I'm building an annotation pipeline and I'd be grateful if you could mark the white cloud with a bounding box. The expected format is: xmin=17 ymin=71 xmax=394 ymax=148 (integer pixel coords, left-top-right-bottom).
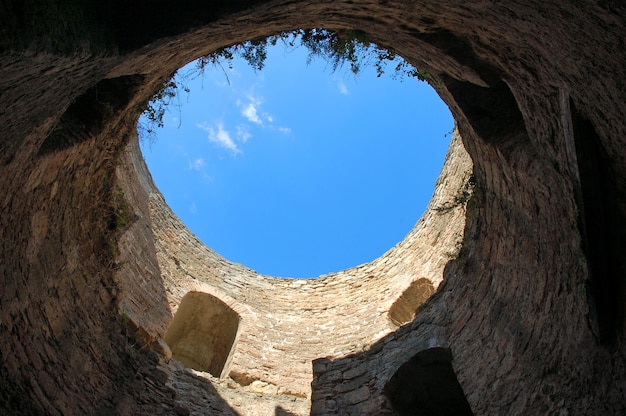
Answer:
xmin=197 ymin=121 xmax=240 ymax=154
xmin=236 ymin=125 xmax=252 ymax=142
xmin=238 ymin=93 xmax=287 ymax=133
xmin=338 ymin=80 xmax=349 ymax=95
xmin=188 ymin=158 xmax=206 ymax=171
xmin=189 ymin=202 xmax=197 ymax=214
xmin=242 ymin=102 xmax=262 ymax=124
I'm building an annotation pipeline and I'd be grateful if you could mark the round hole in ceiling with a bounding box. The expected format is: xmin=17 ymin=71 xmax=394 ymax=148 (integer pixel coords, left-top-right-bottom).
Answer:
xmin=139 ymin=30 xmax=453 ymax=278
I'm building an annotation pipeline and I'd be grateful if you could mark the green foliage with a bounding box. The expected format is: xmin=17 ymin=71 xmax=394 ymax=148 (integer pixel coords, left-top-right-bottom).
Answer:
xmin=434 ymin=173 xmax=476 ymax=214
xmin=143 ymin=80 xmax=186 ymax=131
xmin=297 ymin=29 xmax=426 ymax=80
xmin=445 ymin=233 xmax=465 ymax=259
xmin=108 ymin=185 xmax=136 ymax=234
xmin=139 ymin=28 xmax=427 ymax=141
xmin=203 ymin=29 xmax=427 ymax=80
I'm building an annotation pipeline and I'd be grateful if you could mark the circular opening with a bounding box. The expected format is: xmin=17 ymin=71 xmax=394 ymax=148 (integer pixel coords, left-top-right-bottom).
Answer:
xmin=139 ymin=31 xmax=453 ymax=278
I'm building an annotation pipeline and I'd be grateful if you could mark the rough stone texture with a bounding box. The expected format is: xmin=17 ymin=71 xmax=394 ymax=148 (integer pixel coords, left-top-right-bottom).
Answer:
xmin=384 ymin=347 xmax=474 ymax=416
xmin=1 ymin=1 xmax=625 ymax=415
xmin=164 ymin=292 xmax=240 ymax=377
xmin=388 ymin=278 xmax=436 ymax=326
xmin=116 ymin=128 xmax=469 ymax=413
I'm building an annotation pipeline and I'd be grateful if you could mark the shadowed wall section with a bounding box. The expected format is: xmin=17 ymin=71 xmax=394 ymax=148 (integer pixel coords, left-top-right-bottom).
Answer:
xmin=0 ymin=1 xmax=625 ymax=415
xmin=384 ymin=348 xmax=473 ymax=416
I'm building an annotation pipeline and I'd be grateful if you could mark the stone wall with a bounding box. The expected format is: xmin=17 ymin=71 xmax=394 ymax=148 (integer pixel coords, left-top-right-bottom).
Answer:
xmin=0 ymin=1 xmax=625 ymax=415
xmin=114 ymin=128 xmax=470 ymax=413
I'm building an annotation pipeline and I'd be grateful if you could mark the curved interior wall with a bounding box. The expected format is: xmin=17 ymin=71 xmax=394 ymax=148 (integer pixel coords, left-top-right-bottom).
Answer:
xmin=1 ymin=1 xmax=625 ymax=415
xmin=115 ymin=129 xmax=472 ymax=407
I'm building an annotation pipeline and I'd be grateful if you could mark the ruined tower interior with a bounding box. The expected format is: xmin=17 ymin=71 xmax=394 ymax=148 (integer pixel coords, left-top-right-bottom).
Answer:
xmin=1 ymin=1 xmax=625 ymax=415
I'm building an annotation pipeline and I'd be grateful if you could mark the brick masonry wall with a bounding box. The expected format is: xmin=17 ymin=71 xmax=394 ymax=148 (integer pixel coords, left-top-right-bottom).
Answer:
xmin=1 ymin=1 xmax=625 ymax=415
xmin=116 ymin=129 xmax=472 ymax=413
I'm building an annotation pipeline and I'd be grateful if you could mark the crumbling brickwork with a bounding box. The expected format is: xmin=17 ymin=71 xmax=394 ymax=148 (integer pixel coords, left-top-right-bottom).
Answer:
xmin=1 ymin=1 xmax=625 ymax=415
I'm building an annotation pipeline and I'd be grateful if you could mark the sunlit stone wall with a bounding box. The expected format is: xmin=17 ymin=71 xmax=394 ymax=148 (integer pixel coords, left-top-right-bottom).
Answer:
xmin=2 ymin=1 xmax=625 ymax=414
xmin=115 ymin=129 xmax=471 ymax=413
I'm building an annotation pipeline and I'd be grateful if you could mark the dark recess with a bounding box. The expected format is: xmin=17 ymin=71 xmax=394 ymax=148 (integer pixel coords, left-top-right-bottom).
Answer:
xmin=444 ymin=77 xmax=528 ymax=153
xmin=384 ymin=348 xmax=474 ymax=416
xmin=411 ymin=29 xmax=501 ymax=85
xmin=0 ymin=351 xmax=39 ymax=415
xmin=571 ymin=101 xmax=624 ymax=347
xmin=112 ymin=0 xmax=267 ymax=51
xmin=38 ymin=75 xmax=144 ymax=156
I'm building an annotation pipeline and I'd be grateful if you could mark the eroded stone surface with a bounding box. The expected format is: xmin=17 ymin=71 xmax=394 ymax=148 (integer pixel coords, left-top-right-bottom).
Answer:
xmin=164 ymin=292 xmax=240 ymax=377
xmin=388 ymin=278 xmax=437 ymax=326
xmin=1 ymin=1 xmax=625 ymax=415
xmin=117 ymin=129 xmax=471 ymax=410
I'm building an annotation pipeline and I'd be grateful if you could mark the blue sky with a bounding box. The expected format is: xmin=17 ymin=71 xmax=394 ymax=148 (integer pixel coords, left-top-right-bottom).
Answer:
xmin=139 ymin=39 xmax=453 ymax=278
